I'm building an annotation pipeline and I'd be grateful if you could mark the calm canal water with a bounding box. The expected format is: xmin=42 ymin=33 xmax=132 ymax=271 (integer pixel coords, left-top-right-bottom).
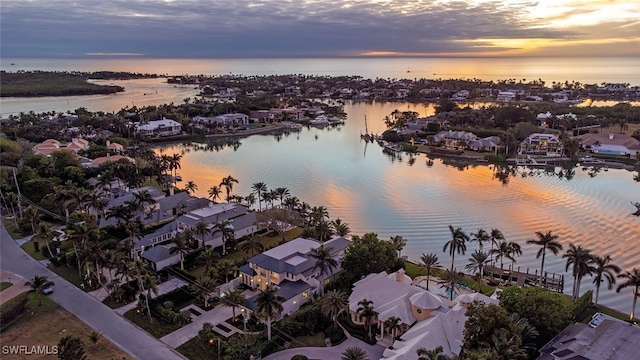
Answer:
xmin=157 ymin=101 xmax=640 ymax=316
xmin=1 ymin=66 xmax=639 ymax=315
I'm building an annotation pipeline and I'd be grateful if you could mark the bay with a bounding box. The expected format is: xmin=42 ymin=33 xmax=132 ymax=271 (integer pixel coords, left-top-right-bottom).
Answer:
xmin=156 ymin=100 xmax=640 ymax=316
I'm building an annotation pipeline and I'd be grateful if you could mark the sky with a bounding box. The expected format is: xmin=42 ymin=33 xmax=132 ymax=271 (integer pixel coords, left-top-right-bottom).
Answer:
xmin=1 ymin=0 xmax=639 ymax=58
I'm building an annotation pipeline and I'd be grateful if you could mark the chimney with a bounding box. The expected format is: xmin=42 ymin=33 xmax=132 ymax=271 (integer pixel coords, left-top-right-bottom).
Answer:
xmin=396 ymin=268 xmax=405 ymax=283
xmin=609 ymin=134 xmax=614 ymax=140
xmin=106 ymin=140 xmax=111 ymax=147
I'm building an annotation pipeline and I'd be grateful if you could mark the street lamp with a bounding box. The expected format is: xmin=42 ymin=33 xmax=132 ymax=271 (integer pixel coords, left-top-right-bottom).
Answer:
xmin=209 ymin=337 xmax=220 ymax=356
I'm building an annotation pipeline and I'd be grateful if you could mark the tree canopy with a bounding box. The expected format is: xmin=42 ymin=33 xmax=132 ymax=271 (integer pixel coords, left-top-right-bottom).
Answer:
xmin=340 ymin=232 xmax=404 ymax=284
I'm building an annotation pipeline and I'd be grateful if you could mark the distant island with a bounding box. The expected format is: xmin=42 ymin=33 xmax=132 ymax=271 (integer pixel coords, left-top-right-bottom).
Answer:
xmin=0 ymin=71 xmax=142 ymax=97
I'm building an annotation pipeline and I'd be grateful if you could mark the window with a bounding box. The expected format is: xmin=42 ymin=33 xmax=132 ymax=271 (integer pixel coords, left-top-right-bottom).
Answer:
xmin=416 ymin=308 xmax=422 ymax=314
xmin=302 ymin=291 xmax=308 ymax=299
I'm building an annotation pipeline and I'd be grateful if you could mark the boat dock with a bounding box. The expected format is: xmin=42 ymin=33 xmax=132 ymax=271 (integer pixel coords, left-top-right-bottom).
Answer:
xmin=484 ymin=265 xmax=564 ymax=292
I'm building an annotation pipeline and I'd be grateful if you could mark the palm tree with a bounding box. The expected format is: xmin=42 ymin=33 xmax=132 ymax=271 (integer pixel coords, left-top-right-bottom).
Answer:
xmin=240 ymin=235 xmax=264 ymax=257
xmin=563 ymin=244 xmax=595 ymax=301
xmin=417 ymin=346 xmax=450 ymax=360
xmin=309 ymin=245 xmax=338 ymax=295
xmin=591 ymin=255 xmax=621 ymax=306
xmin=341 ymin=346 xmax=368 ymax=360
xmin=384 ymin=316 xmax=402 ymax=340
xmin=216 ymin=259 xmax=238 ymax=283
xmin=198 ymin=246 xmax=219 ymax=268
xmin=465 ymin=250 xmax=489 ymax=291
xmin=471 ymin=228 xmax=491 ymax=252
xmin=131 ymin=259 xmax=153 ymax=320
xmin=194 ymin=221 xmax=212 ymax=248
xmin=331 ymin=218 xmax=351 ymax=237
xmin=133 ymin=189 xmax=156 ymax=216
xmin=38 ymin=224 xmax=55 ymax=259
xmin=184 ymin=180 xmax=198 ymax=195
xmin=438 ymin=269 xmax=464 ymax=301
xmin=23 ymin=206 xmax=40 ymax=235
xmin=170 ymin=232 xmax=191 ymax=271
xmin=220 ymin=288 xmax=246 ymax=321
xmin=25 ymin=275 xmax=54 ymax=306
xmin=321 ymin=289 xmax=348 ymax=329
xmin=443 ymin=225 xmax=469 ymax=272
xmin=124 ymin=221 xmax=143 ymax=254
xmin=491 ymin=241 xmax=515 ymax=270
xmin=273 ymin=187 xmax=290 ymax=207
xmin=356 ymin=298 xmax=376 ymax=340
xmin=170 ymin=153 xmax=182 ymax=180
xmin=616 ymin=268 xmax=640 ymax=320
xmin=507 ymin=241 xmax=523 ymax=270
xmin=527 ymin=231 xmax=564 ymax=286
xmin=208 ymin=185 xmax=222 ymax=203
xmin=419 ymin=253 xmax=441 ymax=291
xmin=390 ymin=235 xmax=407 ymax=258
xmin=216 ymin=219 xmax=235 ymax=255
xmin=256 ymin=285 xmax=284 ymax=340
xmin=488 ymin=228 xmax=505 ymax=268
xmin=191 ymin=275 xmax=217 ymax=308
xmin=220 ymin=175 xmax=239 ymax=202
xmin=251 ymin=182 xmax=268 ymax=211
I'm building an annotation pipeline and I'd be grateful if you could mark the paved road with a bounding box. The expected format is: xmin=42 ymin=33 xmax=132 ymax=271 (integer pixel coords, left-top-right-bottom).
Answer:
xmin=0 ymin=223 xmax=185 ymax=360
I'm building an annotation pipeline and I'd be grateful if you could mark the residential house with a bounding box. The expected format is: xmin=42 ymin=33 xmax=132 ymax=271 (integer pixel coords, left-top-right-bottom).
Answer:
xmin=83 ymin=154 xmax=135 ymax=168
xmin=451 ymin=90 xmax=469 ymax=101
xmin=241 ymin=236 xmax=351 ymax=317
xmin=496 ymin=91 xmax=516 ymax=102
xmin=578 ymin=132 xmax=640 ymax=158
xmin=135 ymin=118 xmax=182 ymax=137
xmin=32 ymin=138 xmax=89 ymax=156
xmin=176 ymin=202 xmax=258 ymax=248
xmin=519 ymin=133 xmax=564 ymax=157
xmin=193 ymin=113 xmax=249 ymax=127
xmin=433 ymin=130 xmax=477 ymax=149
xmin=468 ymin=136 xmax=500 ymax=152
xmin=106 ymin=140 xmax=124 ymax=153
xmin=537 ymin=314 xmax=640 ymax=360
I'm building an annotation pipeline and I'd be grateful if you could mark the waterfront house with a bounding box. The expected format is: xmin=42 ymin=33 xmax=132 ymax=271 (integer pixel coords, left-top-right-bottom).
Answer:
xmin=433 ymin=130 xmax=477 ymax=149
xmin=176 ymin=202 xmax=258 ymax=248
xmin=241 ymin=236 xmax=351 ymax=317
xmin=32 ymin=138 xmax=89 ymax=156
xmin=135 ymin=118 xmax=182 ymax=137
xmin=496 ymin=91 xmax=516 ymax=102
xmin=578 ymin=132 xmax=640 ymax=158
xmin=193 ymin=113 xmax=249 ymax=127
xmin=519 ymin=133 xmax=564 ymax=157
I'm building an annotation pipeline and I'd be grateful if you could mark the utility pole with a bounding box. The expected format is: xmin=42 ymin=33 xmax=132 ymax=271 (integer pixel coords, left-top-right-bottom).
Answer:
xmin=12 ymin=168 xmax=23 ymax=219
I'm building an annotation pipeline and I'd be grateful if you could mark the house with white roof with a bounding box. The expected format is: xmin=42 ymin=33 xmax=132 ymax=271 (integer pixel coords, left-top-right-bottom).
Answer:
xmin=519 ymin=133 xmax=564 ymax=157
xmin=496 ymin=91 xmax=516 ymax=102
xmin=176 ymin=202 xmax=258 ymax=248
xmin=241 ymin=236 xmax=351 ymax=317
xmin=135 ymin=118 xmax=182 ymax=137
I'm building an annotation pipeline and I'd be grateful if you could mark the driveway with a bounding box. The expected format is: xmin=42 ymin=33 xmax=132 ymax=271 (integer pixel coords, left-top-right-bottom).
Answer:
xmin=0 ymin=222 xmax=186 ymax=360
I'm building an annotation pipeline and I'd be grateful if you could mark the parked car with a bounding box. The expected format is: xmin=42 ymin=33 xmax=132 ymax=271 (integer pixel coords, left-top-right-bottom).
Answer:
xmin=42 ymin=286 xmax=53 ymax=295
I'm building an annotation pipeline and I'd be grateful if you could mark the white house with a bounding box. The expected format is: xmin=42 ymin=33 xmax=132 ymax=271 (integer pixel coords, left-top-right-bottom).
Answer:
xmin=135 ymin=118 xmax=182 ymax=136
xmin=241 ymin=236 xmax=351 ymax=317
xmin=496 ymin=91 xmax=516 ymax=102
xmin=519 ymin=133 xmax=564 ymax=157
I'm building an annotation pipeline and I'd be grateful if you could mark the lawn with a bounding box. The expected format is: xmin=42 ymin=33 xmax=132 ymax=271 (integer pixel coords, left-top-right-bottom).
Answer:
xmin=403 ymin=260 xmax=495 ymax=296
xmin=123 ymin=308 xmax=182 ymax=338
xmin=0 ymin=292 xmax=130 ymax=360
xmin=20 ymin=240 xmax=47 ymax=260
xmin=290 ymin=332 xmax=326 ymax=348
xmin=47 ymin=264 xmax=84 ymax=289
xmin=0 ymin=282 xmax=13 ymax=291
xmin=1 ymin=217 xmax=24 ymax=240
xmin=576 ymin=304 xmax=632 ymax=324
xmin=176 ymin=337 xmax=222 ymax=360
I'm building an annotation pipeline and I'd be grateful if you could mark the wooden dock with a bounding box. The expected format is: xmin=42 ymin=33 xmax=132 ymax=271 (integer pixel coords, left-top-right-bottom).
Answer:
xmin=484 ymin=265 xmax=564 ymax=293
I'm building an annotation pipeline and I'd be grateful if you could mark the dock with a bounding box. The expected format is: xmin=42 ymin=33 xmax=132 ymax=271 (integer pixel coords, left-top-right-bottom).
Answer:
xmin=484 ymin=264 xmax=564 ymax=293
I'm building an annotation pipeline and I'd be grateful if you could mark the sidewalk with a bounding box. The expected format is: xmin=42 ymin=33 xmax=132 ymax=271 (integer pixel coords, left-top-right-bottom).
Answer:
xmin=0 ymin=270 xmax=30 ymax=305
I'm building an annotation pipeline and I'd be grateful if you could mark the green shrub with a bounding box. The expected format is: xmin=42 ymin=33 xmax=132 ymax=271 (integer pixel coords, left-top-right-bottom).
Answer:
xmin=291 ymin=355 xmax=309 ymax=360
xmin=574 ymin=290 xmax=593 ymax=320
xmin=0 ymin=294 xmax=29 ymax=328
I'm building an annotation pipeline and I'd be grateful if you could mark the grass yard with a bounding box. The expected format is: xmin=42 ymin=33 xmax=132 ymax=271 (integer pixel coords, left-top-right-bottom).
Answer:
xmin=47 ymin=264 xmax=84 ymax=289
xmin=576 ymin=304 xmax=633 ymax=324
xmin=176 ymin=337 xmax=222 ymax=360
xmin=20 ymin=240 xmax=47 ymax=260
xmin=290 ymin=332 xmax=326 ymax=348
xmin=0 ymin=292 xmax=129 ymax=360
xmin=403 ymin=260 xmax=496 ymax=296
xmin=1 ymin=218 xmax=24 ymax=240
xmin=123 ymin=308 xmax=182 ymax=338
xmin=0 ymin=282 xmax=13 ymax=292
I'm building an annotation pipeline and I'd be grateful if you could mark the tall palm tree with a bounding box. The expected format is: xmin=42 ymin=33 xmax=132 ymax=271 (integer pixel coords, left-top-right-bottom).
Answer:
xmin=273 ymin=187 xmax=290 ymax=207
xmin=194 ymin=221 xmax=211 ymax=248
xmin=616 ymin=268 xmax=640 ymax=320
xmin=170 ymin=232 xmax=191 ymax=271
xmin=527 ymin=231 xmax=563 ymax=286
xmin=507 ymin=241 xmax=523 ymax=270
xmin=331 ymin=218 xmax=351 ymax=237
xmin=471 ymin=228 xmax=491 ymax=252
xmin=190 ymin=275 xmax=217 ymax=308
xmin=216 ymin=219 xmax=235 ymax=255
xmin=23 ymin=206 xmax=40 ymax=235
xmin=591 ymin=255 xmax=621 ymax=306
xmin=133 ymin=189 xmax=156 ymax=217
xmin=356 ymin=298 xmax=376 ymax=340
xmin=256 ymin=285 xmax=284 ymax=340
xmin=220 ymin=175 xmax=239 ymax=202
xmin=419 ymin=253 xmax=441 ymax=291
xmin=220 ymin=288 xmax=246 ymax=321
xmin=438 ymin=269 xmax=464 ymax=301
xmin=25 ymin=275 xmax=54 ymax=306
xmin=124 ymin=221 xmax=143 ymax=254
xmin=443 ymin=225 xmax=469 ymax=272
xmin=240 ymin=235 xmax=264 ymax=257
xmin=321 ymin=289 xmax=348 ymax=329
xmin=491 ymin=241 xmax=515 ymax=270
xmin=131 ymin=259 xmax=153 ymax=320
xmin=310 ymin=245 xmax=338 ymax=295
xmin=38 ymin=224 xmax=55 ymax=259
xmin=197 ymin=246 xmax=219 ymax=268
xmin=170 ymin=153 xmax=182 ymax=180
xmin=390 ymin=235 xmax=407 ymax=258
xmin=384 ymin=316 xmax=402 ymax=340
xmin=417 ymin=346 xmax=450 ymax=360
xmin=251 ymin=182 xmax=268 ymax=211
xmin=465 ymin=250 xmax=489 ymax=291
xmin=208 ymin=185 xmax=222 ymax=203
xmin=216 ymin=259 xmax=238 ymax=283
xmin=184 ymin=180 xmax=198 ymax=195
xmin=309 ymin=206 xmax=329 ymax=227
xmin=563 ymin=244 xmax=595 ymax=301
xmin=341 ymin=346 xmax=368 ymax=360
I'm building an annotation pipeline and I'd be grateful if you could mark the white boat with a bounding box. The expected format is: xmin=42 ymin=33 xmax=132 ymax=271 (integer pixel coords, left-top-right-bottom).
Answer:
xmin=328 ymin=116 xmax=343 ymax=124
xmin=383 ymin=141 xmax=403 ymax=153
xmin=310 ymin=115 xmax=329 ymax=125
xmin=175 ymin=174 xmax=182 ymax=181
